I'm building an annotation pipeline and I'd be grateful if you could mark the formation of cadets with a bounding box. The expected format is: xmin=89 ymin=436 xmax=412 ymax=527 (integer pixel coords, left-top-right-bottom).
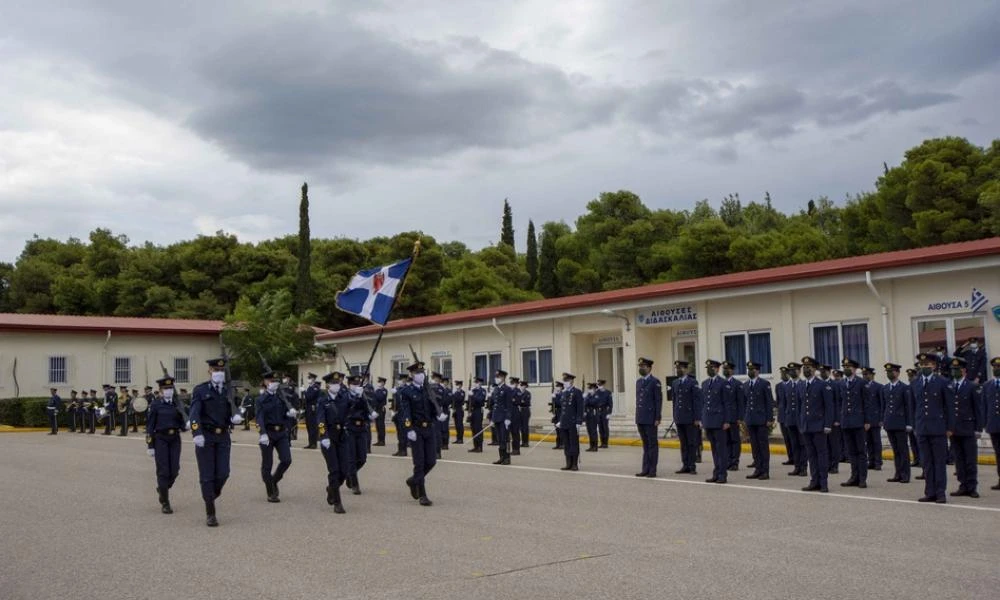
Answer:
xmin=41 ymin=339 xmax=1000 ymax=524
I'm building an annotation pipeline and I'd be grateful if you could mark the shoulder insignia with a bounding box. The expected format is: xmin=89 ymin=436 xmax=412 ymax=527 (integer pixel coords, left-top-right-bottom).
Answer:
xmin=404 ymin=419 xmax=411 ymax=427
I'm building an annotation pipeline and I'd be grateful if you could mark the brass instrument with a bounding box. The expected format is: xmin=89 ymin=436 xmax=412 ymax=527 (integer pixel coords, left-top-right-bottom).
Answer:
xmin=117 ymin=393 xmax=130 ymax=414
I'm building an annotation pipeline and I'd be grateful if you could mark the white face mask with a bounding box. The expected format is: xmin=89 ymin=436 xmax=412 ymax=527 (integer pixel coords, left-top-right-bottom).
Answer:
xmin=267 ymin=382 xmax=279 ymax=393
xmin=162 ymin=389 xmax=174 ymax=400
xmin=350 ymin=385 xmax=363 ymax=395
xmin=412 ymin=373 xmax=426 ymax=386
xmin=329 ymin=384 xmax=341 ymax=394
xmin=494 ymin=377 xmax=503 ymax=385
xmin=970 ymin=343 xmax=978 ymax=350
xmin=211 ymin=371 xmax=225 ymax=384
xmin=308 ymin=378 xmax=317 ymax=384
xmin=376 ymin=383 xmax=385 ymax=389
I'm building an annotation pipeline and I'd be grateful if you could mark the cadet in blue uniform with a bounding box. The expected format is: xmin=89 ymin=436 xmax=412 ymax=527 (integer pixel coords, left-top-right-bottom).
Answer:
xmin=517 ymin=379 xmax=532 ymax=448
xmin=146 ymin=374 xmax=186 ymax=514
xmin=584 ymin=383 xmax=601 ymax=452
xmin=302 ymin=372 xmax=321 ymax=449
xmin=721 ymin=361 xmax=744 ymax=471
xmin=390 ymin=375 xmax=409 ymax=457
xmin=66 ymin=390 xmax=78 ymax=433
xmin=822 ymin=366 xmax=843 ymax=473
xmin=838 ymin=358 xmax=872 ymax=488
xmin=701 ymin=360 xmax=736 ymax=484
xmin=372 ymin=377 xmax=389 ymax=446
xmin=798 ymin=357 xmax=834 ymax=492
xmin=490 ymin=370 xmax=514 ymax=465
xmin=956 ymin=337 xmax=987 ymax=384
xmin=508 ymin=377 xmax=522 ymax=456
xmin=596 ymin=380 xmax=612 ymax=448
xmin=346 ymin=375 xmax=376 ymax=495
xmin=318 ymin=372 xmax=350 ymax=514
xmin=670 ymin=361 xmax=702 ymax=475
xmin=775 ymin=367 xmax=795 ymax=466
xmin=451 ymin=380 xmax=465 ymax=444
xmin=880 ymin=363 xmax=913 ymax=484
xmin=945 ymin=357 xmax=984 ymax=498
xmin=398 ymin=361 xmax=448 ymax=506
xmin=189 ymin=357 xmax=243 ymax=527
xmin=743 ymin=361 xmax=773 ymax=480
xmin=432 ymin=373 xmax=450 ymax=453
xmin=635 ymin=358 xmax=663 ymax=478
xmin=46 ymin=387 xmax=62 ymax=435
xmin=905 ymin=367 xmax=921 ymax=468
xmin=256 ymin=369 xmax=295 ymax=503
xmin=784 ymin=363 xmax=808 ymax=476
xmin=913 ymin=353 xmax=954 ymax=503
xmin=467 ymin=378 xmax=486 ymax=453
xmin=550 ymin=382 xmax=564 ymax=450
xmin=556 ymin=372 xmax=584 ymax=471
xmin=862 ymin=367 xmax=884 ymax=470
xmin=984 ymin=357 xmax=1000 ymax=491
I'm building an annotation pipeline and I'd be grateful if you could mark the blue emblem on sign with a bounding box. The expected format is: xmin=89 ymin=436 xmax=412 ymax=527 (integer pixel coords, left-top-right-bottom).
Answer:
xmin=993 ymin=305 xmax=1000 ymax=323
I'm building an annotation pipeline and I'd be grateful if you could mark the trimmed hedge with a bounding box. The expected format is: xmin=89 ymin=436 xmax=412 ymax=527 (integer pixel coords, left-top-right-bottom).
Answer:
xmin=0 ymin=397 xmax=76 ymax=427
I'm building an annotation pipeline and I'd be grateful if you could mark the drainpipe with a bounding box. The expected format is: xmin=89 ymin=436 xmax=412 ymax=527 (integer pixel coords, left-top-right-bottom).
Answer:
xmin=865 ymin=272 xmax=890 ymax=362
xmin=103 ymin=330 xmax=112 ymax=384
xmin=491 ymin=318 xmax=511 ymax=370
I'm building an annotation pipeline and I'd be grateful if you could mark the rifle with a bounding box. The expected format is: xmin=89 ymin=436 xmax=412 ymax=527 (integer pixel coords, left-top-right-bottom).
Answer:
xmin=408 ymin=343 xmax=442 ymax=415
xmin=160 ymin=360 xmax=190 ymax=424
xmin=219 ymin=339 xmax=242 ymax=419
xmin=258 ymin=351 xmax=296 ymax=413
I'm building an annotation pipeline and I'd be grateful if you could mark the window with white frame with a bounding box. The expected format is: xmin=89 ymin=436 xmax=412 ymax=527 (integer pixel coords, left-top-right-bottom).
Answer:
xmin=914 ymin=315 xmax=986 ymax=357
xmin=474 ymin=352 xmax=503 ymax=383
xmin=812 ymin=322 xmax=869 ymax=368
xmin=390 ymin=359 xmax=408 ymax=382
xmin=113 ymin=357 xmax=132 ymax=385
xmin=722 ymin=331 xmax=772 ymax=376
xmin=173 ymin=357 xmax=190 ymax=383
xmin=48 ymin=356 xmax=68 ymax=384
xmin=520 ymin=348 xmax=553 ymax=384
xmin=431 ymin=355 xmax=453 ymax=380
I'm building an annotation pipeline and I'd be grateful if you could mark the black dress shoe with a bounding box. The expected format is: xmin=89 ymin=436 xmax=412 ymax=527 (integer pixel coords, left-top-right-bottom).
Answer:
xmin=910 ymin=461 xmax=921 ymax=467
xmin=857 ymin=482 xmax=867 ymax=489
xmin=705 ymin=477 xmax=718 ymax=483
xmin=406 ymin=477 xmax=418 ymax=499
xmin=935 ymin=497 xmax=947 ymax=504
xmin=802 ymin=485 xmax=820 ymax=491
xmin=728 ymin=465 xmax=739 ymax=471
xmin=645 ymin=473 xmax=656 ymax=478
xmin=949 ymin=489 xmax=969 ymax=497
xmin=510 ymin=450 xmax=520 ymax=456
xmin=915 ymin=474 xmax=925 ymax=480
xmin=917 ymin=495 xmax=935 ymax=502
xmin=887 ymin=477 xmax=901 ymax=482
xmin=585 ymin=448 xmax=597 ymax=452
xmin=500 ymin=457 xmax=511 ymax=465
xmin=968 ymin=491 xmax=980 ymax=498
xmin=675 ymin=468 xmax=689 ymax=474
xmin=599 ymin=444 xmax=609 ymax=448
xmin=819 ymin=487 xmax=829 ymax=493
xmin=781 ymin=460 xmax=795 ymax=465
xmin=841 ymin=480 xmax=858 ymax=487
xmin=899 ymin=479 xmax=910 ymax=484
xmin=747 ymin=463 xmax=756 ymax=469
xmin=746 ymin=473 xmax=759 ymax=479
xmin=871 ymin=465 xmax=882 ymax=471
xmin=715 ymin=478 xmax=727 ymax=484
xmin=991 ymin=483 xmax=1000 ymax=490
xmin=788 ymin=470 xmax=801 ymax=476
xmin=756 ymin=474 xmax=769 ymax=480
xmin=635 ymin=472 xmax=649 ymax=477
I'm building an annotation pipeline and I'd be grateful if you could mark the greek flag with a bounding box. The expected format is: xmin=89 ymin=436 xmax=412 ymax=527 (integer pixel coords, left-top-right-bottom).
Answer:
xmin=971 ymin=287 xmax=988 ymax=313
xmin=335 ymin=258 xmax=413 ymax=325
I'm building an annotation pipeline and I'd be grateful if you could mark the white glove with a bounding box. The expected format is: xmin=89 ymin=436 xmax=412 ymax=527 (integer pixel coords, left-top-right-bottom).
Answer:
xmin=823 ymin=427 xmax=832 ymax=434
xmin=557 ymin=422 xmax=563 ymax=428
xmin=407 ymin=430 xmax=417 ymax=442
xmin=286 ymin=409 xmax=298 ymax=418
xmin=390 ymin=387 xmax=397 ymax=395
xmin=370 ymin=411 xmax=378 ymax=420
xmin=259 ymin=434 xmax=270 ymax=446
xmin=504 ymin=419 xmax=511 ymax=428
xmin=576 ymin=424 xmax=583 ymax=432
xmin=389 ymin=410 xmax=396 ymax=419
xmin=185 ymin=420 xmax=191 ymax=430
xmin=147 ymin=448 xmax=155 ymax=457
xmin=193 ymin=435 xmax=205 ymax=448
xmin=99 ymin=408 xmax=107 ymax=418
xmin=240 ymin=406 xmax=247 ymax=415
xmin=321 ymin=438 xmax=331 ymax=449
xmin=905 ymin=426 xmax=913 ymax=432
xmin=437 ymin=413 xmax=448 ymax=422
xmin=230 ymin=414 xmax=244 ymax=425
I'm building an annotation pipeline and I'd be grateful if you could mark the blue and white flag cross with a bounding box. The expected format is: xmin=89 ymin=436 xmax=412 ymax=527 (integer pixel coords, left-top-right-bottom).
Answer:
xmin=971 ymin=287 xmax=988 ymax=313
xmin=335 ymin=258 xmax=413 ymax=325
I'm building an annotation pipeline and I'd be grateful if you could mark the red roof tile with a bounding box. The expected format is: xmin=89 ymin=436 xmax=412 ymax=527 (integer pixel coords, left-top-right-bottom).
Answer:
xmin=317 ymin=237 xmax=1000 ymax=341
xmin=0 ymin=314 xmax=224 ymax=335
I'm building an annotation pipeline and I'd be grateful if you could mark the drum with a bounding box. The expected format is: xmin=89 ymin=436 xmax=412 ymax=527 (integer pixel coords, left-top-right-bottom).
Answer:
xmin=132 ymin=396 xmax=149 ymax=413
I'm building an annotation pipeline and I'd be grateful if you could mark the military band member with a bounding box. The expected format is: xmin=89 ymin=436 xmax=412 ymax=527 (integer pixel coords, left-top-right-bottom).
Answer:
xmin=467 ymin=377 xmax=486 ymax=453
xmin=913 ymin=353 xmax=953 ymax=503
xmin=101 ymin=384 xmax=116 ymax=435
xmin=508 ymin=377 xmax=521 ymax=456
xmin=390 ymin=375 xmax=409 ymax=457
xmin=798 ymin=357 xmax=834 ymax=492
xmin=398 ymin=361 xmax=448 ymax=506
xmin=451 ymin=380 xmax=466 ymax=444
xmin=189 ymin=357 xmax=244 ymax=527
xmin=743 ymin=361 xmax=773 ymax=479
xmin=87 ymin=389 xmax=99 ymax=433
xmin=116 ymin=386 xmax=131 ymax=437
xmin=517 ymin=379 xmax=532 ymax=448
xmin=905 ymin=367 xmax=921 ymax=467
xmin=701 ymin=360 xmax=735 ymax=484
xmin=556 ymin=372 xmax=584 ymax=471
xmin=720 ymin=361 xmax=744 ymax=471
xmin=346 ymin=375 xmax=376 ymax=495
xmin=130 ymin=387 xmax=142 ymax=432
xmin=670 ymin=361 xmax=702 ymax=475
xmin=584 ymin=382 xmax=600 ymax=452
xmin=550 ymin=382 xmax=564 ymax=450
xmin=372 ymin=376 xmax=389 ymax=447
xmin=985 ymin=357 xmax=1000 ymax=491
xmin=301 ymin=373 xmax=321 ymax=448
xmin=67 ymin=390 xmax=79 ymax=432
xmin=239 ymin=387 xmax=255 ymax=431
xmin=881 ymin=363 xmax=913 ymax=483
xmin=46 ymin=387 xmax=62 ymax=435
xmin=838 ymin=358 xmax=872 ymax=488
xmin=596 ymin=379 xmax=612 ymax=448
xmin=78 ymin=390 xmax=90 ymax=434
xmin=635 ymin=358 xmax=663 ymax=478
xmin=319 ymin=372 xmax=350 ymax=513
xmin=945 ymin=357 xmax=984 ymax=499
xmin=862 ymin=367 xmax=884 ymax=470
xmin=490 ymin=370 xmax=514 ymax=465
xmin=146 ymin=374 xmax=186 ymax=514
xmin=256 ymin=369 xmax=295 ymax=503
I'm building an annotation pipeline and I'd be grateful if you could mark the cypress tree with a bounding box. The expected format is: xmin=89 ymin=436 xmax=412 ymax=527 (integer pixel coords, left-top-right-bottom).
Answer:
xmin=525 ymin=220 xmax=538 ymax=290
xmin=500 ymin=198 xmax=515 ymax=250
xmin=294 ymin=182 xmax=313 ymax=314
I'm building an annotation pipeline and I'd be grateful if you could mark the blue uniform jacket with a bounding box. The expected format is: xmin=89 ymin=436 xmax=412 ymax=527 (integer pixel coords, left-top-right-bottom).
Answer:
xmin=346 ymin=392 xmax=370 ymax=431
xmin=635 ymin=375 xmax=663 ymax=425
xmin=451 ymin=389 xmax=466 ymax=413
xmin=468 ymin=387 xmax=486 ymax=412
xmin=372 ymin=388 xmax=388 ymax=410
xmin=912 ymin=375 xmax=954 ymax=436
xmin=519 ymin=389 xmax=532 ymax=408
xmin=189 ymin=381 xmax=232 ymax=436
xmin=670 ymin=376 xmax=701 ymax=425
xmin=742 ymin=377 xmax=774 ymax=426
xmin=864 ymin=381 xmax=884 ymax=425
xmin=701 ymin=376 xmax=735 ymax=429
xmin=490 ymin=385 xmax=513 ymax=422
xmin=880 ymin=381 xmax=913 ymax=431
xmin=145 ymin=398 xmax=185 ymax=446
xmin=433 ymin=383 xmax=450 ymax=412
xmin=398 ymin=383 xmax=436 ymax=429
xmin=958 ymin=346 xmax=988 ymax=382
xmin=838 ymin=377 xmax=869 ymax=429
xmin=595 ymin=389 xmax=613 ymax=415
xmin=255 ymin=392 xmax=288 ymax=431
xmin=318 ymin=388 xmax=350 ymax=441
xmin=775 ymin=380 xmax=790 ymax=424
xmin=47 ymin=394 xmax=63 ymax=411
xmin=945 ymin=380 xmax=985 ymax=436
xmin=558 ymin=386 xmax=584 ymax=427
xmin=584 ymin=391 xmax=601 ymax=416
xmin=727 ymin=377 xmax=745 ymax=424
xmin=797 ymin=378 xmax=835 ymax=433
xmin=983 ymin=379 xmax=1000 ymax=434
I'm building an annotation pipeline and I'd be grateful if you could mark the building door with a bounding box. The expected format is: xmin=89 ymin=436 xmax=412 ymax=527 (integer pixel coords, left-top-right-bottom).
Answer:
xmin=595 ymin=345 xmax=626 ymax=415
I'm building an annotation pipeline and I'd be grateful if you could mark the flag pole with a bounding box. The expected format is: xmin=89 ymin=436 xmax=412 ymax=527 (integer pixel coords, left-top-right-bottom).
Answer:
xmin=361 ymin=240 xmax=421 ymax=382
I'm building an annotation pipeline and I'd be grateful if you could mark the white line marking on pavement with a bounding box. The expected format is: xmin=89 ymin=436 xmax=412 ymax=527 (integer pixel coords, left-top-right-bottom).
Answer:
xmin=108 ymin=435 xmax=1000 ymax=514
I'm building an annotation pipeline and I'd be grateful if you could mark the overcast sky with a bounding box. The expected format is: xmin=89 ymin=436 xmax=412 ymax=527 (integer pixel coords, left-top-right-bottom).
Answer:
xmin=2 ymin=1 xmax=998 ymax=263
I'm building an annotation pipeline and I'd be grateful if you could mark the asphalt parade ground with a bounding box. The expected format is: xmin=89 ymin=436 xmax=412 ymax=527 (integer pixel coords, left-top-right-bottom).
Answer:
xmin=2 ymin=430 xmax=998 ymax=600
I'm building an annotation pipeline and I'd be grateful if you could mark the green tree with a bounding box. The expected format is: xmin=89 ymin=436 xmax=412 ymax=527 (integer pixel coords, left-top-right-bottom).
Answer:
xmin=500 ymin=198 xmax=515 ymax=249
xmin=537 ymin=221 xmax=571 ymax=298
xmin=719 ymin=193 xmax=743 ymax=228
xmin=525 ymin=220 xmax=538 ymax=290
xmin=222 ymin=289 xmax=318 ymax=384
xmin=294 ymin=182 xmax=314 ymax=315
xmin=667 ymin=219 xmax=735 ymax=279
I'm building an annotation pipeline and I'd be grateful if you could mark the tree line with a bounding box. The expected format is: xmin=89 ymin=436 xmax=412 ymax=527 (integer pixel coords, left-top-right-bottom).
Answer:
xmin=1 ymin=136 xmax=997 ymax=334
